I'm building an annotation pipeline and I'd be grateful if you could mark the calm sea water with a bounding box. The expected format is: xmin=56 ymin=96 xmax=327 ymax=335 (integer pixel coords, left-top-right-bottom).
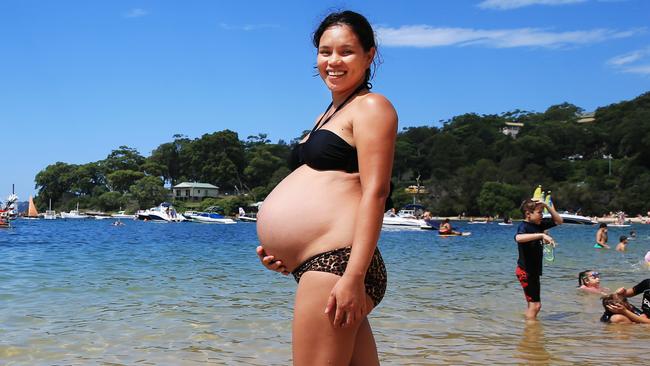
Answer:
xmin=1 ymin=219 xmax=650 ymax=365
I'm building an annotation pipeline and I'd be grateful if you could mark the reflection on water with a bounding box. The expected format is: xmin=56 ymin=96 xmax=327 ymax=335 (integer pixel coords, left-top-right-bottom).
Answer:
xmin=516 ymin=321 xmax=550 ymax=364
xmin=1 ymin=220 xmax=650 ymax=364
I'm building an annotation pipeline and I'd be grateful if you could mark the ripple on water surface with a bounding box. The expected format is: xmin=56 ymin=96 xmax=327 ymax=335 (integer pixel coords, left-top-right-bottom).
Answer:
xmin=1 ymin=220 xmax=650 ymax=364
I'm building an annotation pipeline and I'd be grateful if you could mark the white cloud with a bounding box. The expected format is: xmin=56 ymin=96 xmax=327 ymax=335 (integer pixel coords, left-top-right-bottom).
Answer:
xmin=621 ymin=65 xmax=650 ymax=74
xmin=607 ymin=47 xmax=650 ymax=75
xmin=219 ymin=23 xmax=280 ymax=31
xmin=478 ymin=0 xmax=587 ymax=10
xmin=123 ymin=8 xmax=148 ymax=18
xmin=607 ymin=49 xmax=648 ymax=66
xmin=376 ymin=25 xmax=642 ymax=49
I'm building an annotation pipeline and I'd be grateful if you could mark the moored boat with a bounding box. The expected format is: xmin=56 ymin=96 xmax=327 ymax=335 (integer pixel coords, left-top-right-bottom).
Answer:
xmin=23 ymin=195 xmax=39 ymax=219
xmin=111 ymin=210 xmax=136 ymax=219
xmin=184 ymin=206 xmax=235 ymax=224
xmin=383 ymin=206 xmax=426 ymax=227
xmin=44 ymin=199 xmax=56 ymax=220
xmin=137 ymin=202 xmax=185 ymax=222
xmin=61 ymin=203 xmax=89 ymax=219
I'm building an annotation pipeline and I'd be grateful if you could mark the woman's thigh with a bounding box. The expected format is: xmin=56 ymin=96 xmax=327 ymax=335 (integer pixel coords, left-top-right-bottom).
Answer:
xmin=292 ymin=271 xmax=376 ymax=366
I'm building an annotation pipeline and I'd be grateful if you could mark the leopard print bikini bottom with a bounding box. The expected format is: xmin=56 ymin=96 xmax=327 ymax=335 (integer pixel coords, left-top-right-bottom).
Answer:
xmin=291 ymin=246 xmax=387 ymax=307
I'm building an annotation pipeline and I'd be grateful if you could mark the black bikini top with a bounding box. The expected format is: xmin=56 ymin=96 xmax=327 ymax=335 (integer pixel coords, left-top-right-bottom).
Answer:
xmin=289 ymin=84 xmax=365 ymax=173
xmin=288 ymin=84 xmax=394 ymax=210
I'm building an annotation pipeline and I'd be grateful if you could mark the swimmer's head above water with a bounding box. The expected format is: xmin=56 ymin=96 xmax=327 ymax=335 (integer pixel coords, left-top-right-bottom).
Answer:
xmin=579 ymin=270 xmax=600 ymax=287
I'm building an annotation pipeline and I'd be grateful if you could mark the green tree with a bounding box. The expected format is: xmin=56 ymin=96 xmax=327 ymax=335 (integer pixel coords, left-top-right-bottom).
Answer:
xmin=478 ymin=182 xmax=523 ymax=217
xmin=97 ymin=191 xmax=127 ymax=211
xmin=107 ymin=170 xmax=145 ymax=193
xmin=34 ymin=162 xmax=78 ymax=206
xmin=129 ymin=176 xmax=168 ymax=209
xmin=102 ymin=146 xmax=145 ymax=172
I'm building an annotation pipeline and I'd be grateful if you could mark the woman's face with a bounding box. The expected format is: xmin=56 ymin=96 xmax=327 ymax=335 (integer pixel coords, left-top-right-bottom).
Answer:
xmin=317 ymin=25 xmax=375 ymax=94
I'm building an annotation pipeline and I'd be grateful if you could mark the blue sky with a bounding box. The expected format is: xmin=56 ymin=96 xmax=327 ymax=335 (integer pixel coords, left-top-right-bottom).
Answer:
xmin=1 ymin=0 xmax=649 ymax=201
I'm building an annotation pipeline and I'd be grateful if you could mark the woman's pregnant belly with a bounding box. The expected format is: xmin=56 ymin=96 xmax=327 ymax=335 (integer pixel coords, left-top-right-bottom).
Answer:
xmin=257 ymin=165 xmax=361 ymax=271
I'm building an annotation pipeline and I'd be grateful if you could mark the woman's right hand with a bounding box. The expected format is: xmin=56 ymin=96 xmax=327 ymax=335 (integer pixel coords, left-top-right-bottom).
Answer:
xmin=606 ymin=303 xmax=627 ymax=314
xmin=256 ymin=246 xmax=289 ymax=275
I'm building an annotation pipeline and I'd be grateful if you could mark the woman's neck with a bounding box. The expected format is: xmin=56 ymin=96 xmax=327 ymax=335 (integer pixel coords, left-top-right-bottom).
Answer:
xmin=331 ymin=83 xmax=366 ymax=107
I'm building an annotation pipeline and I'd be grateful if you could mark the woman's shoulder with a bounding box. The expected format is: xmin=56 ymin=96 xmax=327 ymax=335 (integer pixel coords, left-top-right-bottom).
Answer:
xmin=358 ymin=92 xmax=394 ymax=110
xmin=354 ymin=92 xmax=397 ymax=126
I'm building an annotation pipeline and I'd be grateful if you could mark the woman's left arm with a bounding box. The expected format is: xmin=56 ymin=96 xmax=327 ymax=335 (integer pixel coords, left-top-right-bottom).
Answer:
xmin=325 ymin=94 xmax=397 ymax=328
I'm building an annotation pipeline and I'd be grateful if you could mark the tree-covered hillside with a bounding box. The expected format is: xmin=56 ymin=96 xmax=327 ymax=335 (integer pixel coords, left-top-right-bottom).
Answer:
xmin=34 ymin=91 xmax=650 ymax=217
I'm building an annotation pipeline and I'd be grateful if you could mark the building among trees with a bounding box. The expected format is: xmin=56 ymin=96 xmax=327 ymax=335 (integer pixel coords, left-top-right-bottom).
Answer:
xmin=173 ymin=182 xmax=219 ymax=201
xmin=502 ymin=121 xmax=524 ymax=138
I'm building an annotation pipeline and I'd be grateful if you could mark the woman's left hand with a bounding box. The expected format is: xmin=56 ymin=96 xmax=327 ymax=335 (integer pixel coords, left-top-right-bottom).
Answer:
xmin=325 ymin=274 xmax=368 ymax=328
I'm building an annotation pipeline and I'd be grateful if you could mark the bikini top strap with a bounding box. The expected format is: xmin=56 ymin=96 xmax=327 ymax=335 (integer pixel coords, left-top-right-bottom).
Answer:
xmin=310 ymin=101 xmax=333 ymax=134
xmin=311 ymin=83 xmax=367 ymax=133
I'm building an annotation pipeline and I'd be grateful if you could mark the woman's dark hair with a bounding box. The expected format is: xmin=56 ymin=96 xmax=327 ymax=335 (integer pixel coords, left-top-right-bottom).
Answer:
xmin=619 ymin=235 xmax=627 ymax=242
xmin=313 ymin=10 xmax=379 ymax=89
xmin=602 ymin=294 xmax=627 ymax=309
xmin=599 ymin=223 xmax=607 ymax=228
xmin=578 ymin=270 xmax=592 ymax=286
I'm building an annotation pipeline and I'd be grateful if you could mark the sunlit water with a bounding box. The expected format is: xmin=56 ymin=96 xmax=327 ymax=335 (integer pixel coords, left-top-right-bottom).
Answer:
xmin=1 ymin=219 xmax=649 ymax=365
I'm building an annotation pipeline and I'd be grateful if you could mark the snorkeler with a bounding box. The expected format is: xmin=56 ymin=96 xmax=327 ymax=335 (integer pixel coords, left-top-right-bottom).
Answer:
xmin=577 ymin=270 xmax=608 ymax=295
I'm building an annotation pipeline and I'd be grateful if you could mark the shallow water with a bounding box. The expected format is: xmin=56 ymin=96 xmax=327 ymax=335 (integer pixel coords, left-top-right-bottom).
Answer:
xmin=1 ymin=220 xmax=649 ymax=365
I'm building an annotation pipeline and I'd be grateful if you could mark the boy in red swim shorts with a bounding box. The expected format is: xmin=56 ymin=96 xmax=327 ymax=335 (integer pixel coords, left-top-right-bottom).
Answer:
xmin=515 ymin=198 xmax=563 ymax=320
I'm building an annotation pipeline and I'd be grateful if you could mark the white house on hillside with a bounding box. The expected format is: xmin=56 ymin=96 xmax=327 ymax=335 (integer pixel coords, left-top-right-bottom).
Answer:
xmin=173 ymin=182 xmax=219 ymax=201
xmin=502 ymin=122 xmax=524 ymax=138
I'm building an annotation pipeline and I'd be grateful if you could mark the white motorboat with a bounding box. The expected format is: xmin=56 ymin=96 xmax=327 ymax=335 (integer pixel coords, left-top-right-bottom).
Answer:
xmin=544 ymin=213 xmax=596 ymax=225
xmin=61 ymin=203 xmax=89 ymax=219
xmin=137 ymin=202 xmax=185 ymax=222
xmin=532 ymin=186 xmax=596 ymax=225
xmin=382 ymin=208 xmax=426 ymax=227
xmin=111 ymin=210 xmax=136 ymax=219
xmin=184 ymin=206 xmax=235 ymax=224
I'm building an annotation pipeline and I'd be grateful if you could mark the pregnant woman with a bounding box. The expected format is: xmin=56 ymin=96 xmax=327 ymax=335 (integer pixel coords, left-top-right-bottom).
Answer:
xmin=255 ymin=10 xmax=397 ymax=366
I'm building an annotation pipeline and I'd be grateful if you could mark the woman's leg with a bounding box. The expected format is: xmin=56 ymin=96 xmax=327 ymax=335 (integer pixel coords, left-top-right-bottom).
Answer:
xmin=350 ymin=318 xmax=379 ymax=366
xmin=293 ymin=271 xmax=378 ymax=366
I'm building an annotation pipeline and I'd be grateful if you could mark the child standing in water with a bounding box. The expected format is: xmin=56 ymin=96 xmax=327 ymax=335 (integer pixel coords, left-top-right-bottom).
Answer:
xmin=595 ymin=223 xmax=609 ymax=249
xmin=515 ymin=199 xmax=563 ymax=320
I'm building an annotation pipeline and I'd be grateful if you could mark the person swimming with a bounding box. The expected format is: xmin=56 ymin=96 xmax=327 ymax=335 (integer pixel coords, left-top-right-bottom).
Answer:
xmin=578 ymin=270 xmax=608 ymax=295
xmin=615 ymin=235 xmax=629 ymax=252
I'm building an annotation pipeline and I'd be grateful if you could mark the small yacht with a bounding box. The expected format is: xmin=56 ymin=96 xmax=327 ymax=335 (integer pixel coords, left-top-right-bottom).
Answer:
xmin=137 ymin=202 xmax=186 ymax=222
xmin=382 ymin=206 xmax=426 ymax=228
xmin=184 ymin=206 xmax=236 ymax=224
xmin=60 ymin=203 xmax=89 ymax=219
xmin=44 ymin=199 xmax=56 ymax=220
xmin=111 ymin=210 xmax=136 ymax=219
